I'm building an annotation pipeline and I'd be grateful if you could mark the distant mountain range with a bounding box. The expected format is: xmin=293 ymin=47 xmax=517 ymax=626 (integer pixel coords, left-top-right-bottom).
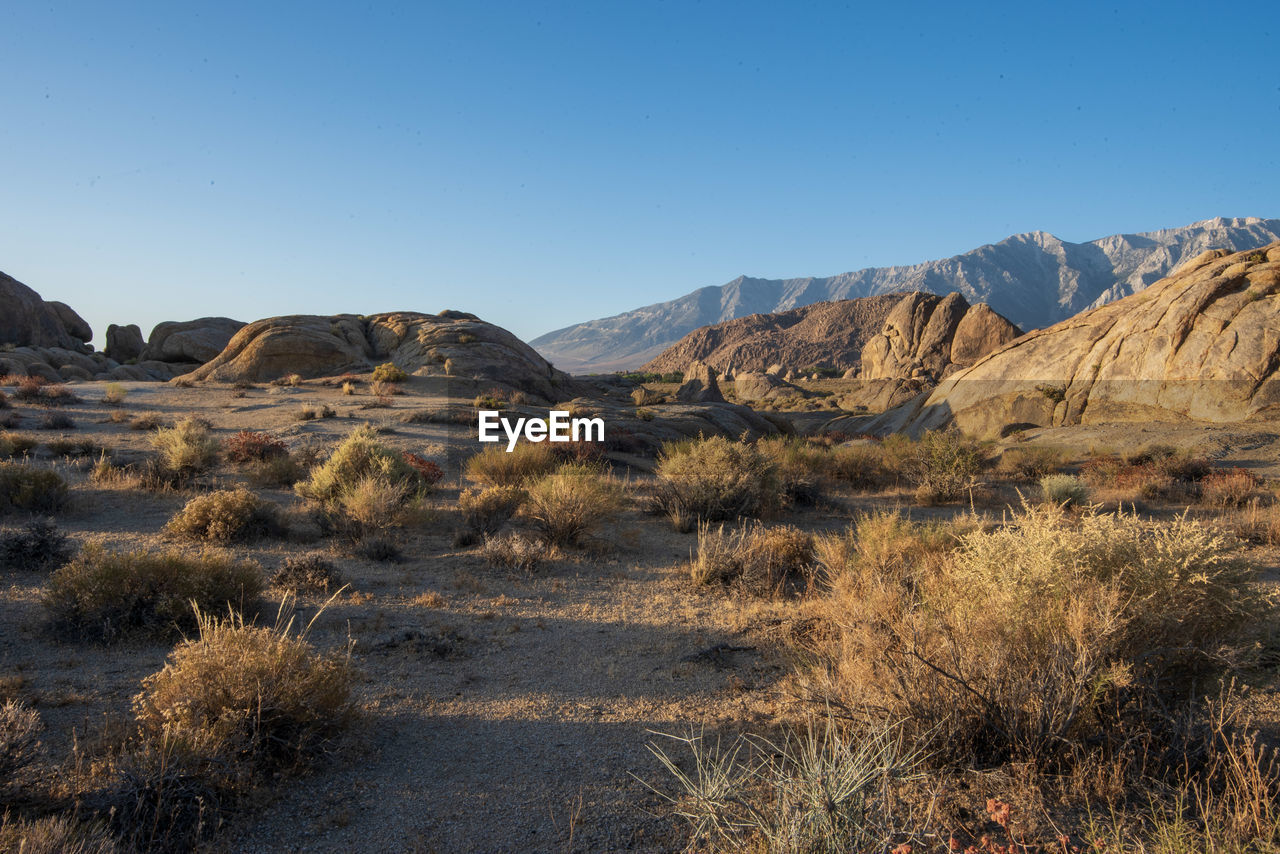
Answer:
xmin=529 ymin=216 xmax=1280 ymax=373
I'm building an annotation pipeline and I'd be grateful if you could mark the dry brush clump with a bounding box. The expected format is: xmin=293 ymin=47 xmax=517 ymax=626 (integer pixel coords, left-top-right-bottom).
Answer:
xmin=1039 ymin=472 xmax=1090 ymax=506
xmin=652 ymin=436 xmax=781 ymax=532
xmin=902 ymin=429 xmax=987 ymax=504
xmin=464 ymin=442 xmax=560 ymax=487
xmin=0 ymin=461 xmax=68 ymax=514
xmin=371 ymin=362 xmax=408 ymax=383
xmin=0 ymin=518 xmax=75 ymax=571
xmin=999 ymin=444 xmax=1069 ymax=481
xmin=270 ymin=554 xmax=342 ymax=592
xmin=1200 ymin=467 xmax=1261 ymax=509
xmin=163 ymin=488 xmax=284 ymax=543
xmin=222 ymin=429 xmax=287 ymax=464
xmin=151 ymin=417 xmax=219 ymax=478
xmin=0 ymin=698 xmax=42 ymax=781
xmin=480 ymin=531 xmax=547 ymax=571
xmin=0 ymin=815 xmax=120 ymax=854
xmin=454 ymin=484 xmax=526 ymax=546
xmin=804 ymin=504 xmax=1265 ymax=767
xmin=43 ymin=544 xmax=263 ymax=641
xmin=519 ymin=463 xmax=624 ymax=547
xmin=691 ymin=521 xmax=815 ymax=596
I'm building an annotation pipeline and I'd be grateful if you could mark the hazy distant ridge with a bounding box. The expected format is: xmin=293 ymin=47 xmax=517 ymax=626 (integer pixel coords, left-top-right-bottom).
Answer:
xmin=530 ymin=216 xmax=1280 ymax=372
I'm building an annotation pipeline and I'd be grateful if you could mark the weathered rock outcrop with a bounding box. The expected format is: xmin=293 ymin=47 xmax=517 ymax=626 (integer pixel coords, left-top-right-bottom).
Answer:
xmin=182 ymin=311 xmax=580 ymax=401
xmin=0 ymin=271 xmax=93 ymax=351
xmin=861 ymin=292 xmax=1020 ymax=381
xmin=105 ymin=324 xmax=145 ymax=362
xmin=733 ymin=371 xmax=803 ymax=403
xmin=144 ymin=317 xmax=246 ymax=364
xmin=674 ymin=362 xmax=725 ymax=403
xmin=866 ymin=242 xmax=1280 ymax=438
xmin=642 ymin=296 xmax=903 ymax=376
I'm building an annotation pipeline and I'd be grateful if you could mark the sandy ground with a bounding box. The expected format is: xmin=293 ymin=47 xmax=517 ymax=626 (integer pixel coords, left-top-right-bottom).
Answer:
xmin=3 ymin=377 xmax=1280 ymax=852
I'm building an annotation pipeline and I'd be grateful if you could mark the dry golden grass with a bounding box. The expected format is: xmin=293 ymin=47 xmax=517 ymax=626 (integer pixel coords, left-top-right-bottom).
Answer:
xmin=653 ymin=436 xmax=781 ymax=531
xmin=151 ymin=417 xmax=219 ymax=476
xmin=691 ymin=521 xmax=814 ymax=595
xmin=519 ymin=463 xmax=624 ymax=547
xmin=163 ymin=488 xmax=284 ymax=543
xmin=464 ymin=442 xmax=559 ymax=487
xmin=455 ymin=484 xmax=526 ymax=546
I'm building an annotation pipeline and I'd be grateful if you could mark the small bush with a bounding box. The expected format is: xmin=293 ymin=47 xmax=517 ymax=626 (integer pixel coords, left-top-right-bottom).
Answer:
xmin=0 ymin=698 xmax=41 ymax=780
xmin=247 ymin=454 xmax=305 ymax=488
xmin=0 ymin=431 xmax=39 ymax=458
xmin=403 ymin=452 xmax=444 ymax=487
xmin=691 ymin=521 xmax=814 ymax=595
xmin=1201 ymin=468 xmax=1259 ymax=508
xmin=354 ymin=535 xmax=402 ymax=562
xmin=133 ymin=610 xmax=355 ymax=778
xmin=519 ymin=464 xmax=624 ymax=547
xmin=371 ymin=362 xmax=408 ymax=383
xmin=757 ymin=436 xmax=827 ymax=507
xmin=336 ymin=474 xmax=409 ymax=534
xmin=223 ymin=429 xmax=287 ymax=464
xmin=43 ymin=544 xmax=263 ymax=641
xmin=370 ymin=379 xmax=403 ymax=397
xmin=999 ymin=445 xmax=1068 ymax=480
xmin=39 ymin=411 xmax=75 ymax=430
xmin=825 ymin=443 xmax=894 ymax=491
xmin=271 ymin=554 xmax=342 ymax=592
xmin=465 ymin=442 xmax=559 ymax=487
xmin=12 ymin=376 xmax=47 ymax=401
xmin=0 ymin=518 xmax=75 ymax=571
xmin=905 ymin=429 xmax=985 ymax=503
xmin=102 ymin=383 xmax=128 ymax=405
xmin=0 ymin=815 xmax=120 ymax=854
xmin=296 ymin=403 xmax=336 ymax=421
xmin=163 ymin=488 xmax=283 ymax=543
xmin=1232 ymin=501 xmax=1280 ymax=546
xmin=455 ymin=485 xmax=525 ymax=546
xmin=1040 ymin=473 xmax=1090 ymax=506
xmin=480 ymin=531 xmax=546 ymax=572
xmin=296 ymin=425 xmax=427 ymax=504
xmin=129 ymin=412 xmax=166 ymax=431
xmin=152 ymin=417 xmax=219 ymax=476
xmin=0 ymin=462 xmax=68 ymax=513
xmin=653 ymin=436 xmax=781 ymax=531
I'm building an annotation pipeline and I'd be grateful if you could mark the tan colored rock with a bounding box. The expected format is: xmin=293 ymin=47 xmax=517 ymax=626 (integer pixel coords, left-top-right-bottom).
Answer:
xmin=675 ymin=362 xmax=725 ymax=403
xmin=734 ymin=371 xmax=802 ymax=402
xmin=949 ymin=303 xmax=1021 ymax=367
xmin=144 ymin=317 xmax=246 ymax=363
xmin=870 ymin=241 xmax=1280 ymax=438
xmin=842 ymin=367 xmax=859 ymax=379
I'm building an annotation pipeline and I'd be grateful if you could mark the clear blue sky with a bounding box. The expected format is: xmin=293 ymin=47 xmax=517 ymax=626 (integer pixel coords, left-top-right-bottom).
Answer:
xmin=1 ymin=1 xmax=1276 ymax=347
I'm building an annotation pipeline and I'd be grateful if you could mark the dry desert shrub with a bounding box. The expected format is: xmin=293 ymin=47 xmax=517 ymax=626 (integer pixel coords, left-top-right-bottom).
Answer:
xmin=0 ymin=815 xmax=120 ymax=854
xmin=480 ymin=531 xmax=546 ymax=571
xmin=653 ymin=436 xmax=781 ymax=532
xmin=455 ymin=484 xmax=526 ymax=546
xmin=519 ymin=463 xmax=624 ymax=547
xmin=43 ymin=544 xmax=263 ymax=641
xmin=246 ymin=453 xmax=305 ymax=488
xmin=296 ymin=403 xmax=335 ymax=420
xmin=903 ymin=428 xmax=986 ymax=504
xmin=1200 ymin=468 xmax=1261 ymax=509
xmin=0 ymin=431 xmax=39 ymax=458
xmin=128 ymin=411 xmax=166 ymax=431
xmin=805 ymin=504 xmax=1263 ymax=765
xmin=0 ymin=518 xmax=75 ymax=571
xmin=371 ymin=362 xmax=408 ymax=383
xmin=0 ymin=698 xmax=41 ymax=780
xmin=1040 ymin=473 xmax=1091 ymax=506
xmin=101 ymin=383 xmax=128 ymax=406
xmin=1229 ymin=499 xmax=1280 ymax=546
xmin=464 ymin=442 xmax=560 ymax=487
xmin=336 ymin=474 xmax=409 ymax=533
xmin=691 ymin=521 xmax=815 ymax=595
xmin=757 ymin=435 xmax=828 ymax=507
xmin=296 ymin=426 xmax=433 ymax=517
xmin=271 ymin=554 xmax=342 ymax=592
xmin=163 ymin=488 xmax=284 ymax=543
xmin=999 ymin=444 xmax=1068 ymax=480
xmin=222 ymin=429 xmax=287 ymax=464
xmin=370 ymin=379 xmax=403 ymax=397
xmin=38 ymin=411 xmax=75 ymax=430
xmin=0 ymin=462 xmax=68 ymax=514
xmin=151 ymin=417 xmax=218 ymax=476
xmin=132 ymin=609 xmax=355 ymax=778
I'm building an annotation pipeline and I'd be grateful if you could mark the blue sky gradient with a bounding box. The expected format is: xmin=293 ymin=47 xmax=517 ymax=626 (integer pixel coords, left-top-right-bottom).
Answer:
xmin=1 ymin=1 xmax=1276 ymax=346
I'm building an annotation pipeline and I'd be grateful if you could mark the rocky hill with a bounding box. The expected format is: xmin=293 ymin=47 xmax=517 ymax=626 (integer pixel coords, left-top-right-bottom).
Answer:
xmin=858 ymin=242 xmax=1280 ymax=438
xmin=531 ymin=216 xmax=1280 ymax=372
xmin=642 ymin=296 xmax=902 ymax=374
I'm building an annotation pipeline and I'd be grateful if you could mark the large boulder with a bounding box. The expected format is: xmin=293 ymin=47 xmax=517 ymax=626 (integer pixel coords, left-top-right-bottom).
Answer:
xmin=0 ymin=271 xmax=93 ymax=351
xmin=144 ymin=317 xmax=246 ymax=363
xmin=674 ymin=362 xmax=725 ymax=403
xmin=180 ymin=311 xmax=581 ymax=401
xmin=733 ymin=371 xmax=803 ymax=403
xmin=868 ymin=242 xmax=1280 ymax=438
xmin=105 ymin=323 xmax=145 ymax=362
xmin=861 ymin=292 xmax=1019 ymax=381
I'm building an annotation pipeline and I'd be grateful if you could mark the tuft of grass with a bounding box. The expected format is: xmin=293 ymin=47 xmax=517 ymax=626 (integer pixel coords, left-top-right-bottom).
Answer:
xmin=0 ymin=698 xmax=42 ymax=780
xmin=691 ymin=521 xmax=815 ymax=595
xmin=520 ymin=463 xmax=624 ymax=547
xmin=43 ymin=544 xmax=263 ymax=641
xmin=129 ymin=412 xmax=167 ymax=431
xmin=1200 ymin=468 xmax=1260 ymax=508
xmin=371 ymin=362 xmax=408 ymax=383
xmin=0 ymin=462 xmax=68 ymax=514
xmin=1000 ymin=445 xmax=1068 ymax=480
xmin=163 ymin=488 xmax=284 ymax=543
xmin=653 ymin=436 xmax=781 ymax=532
xmin=296 ymin=425 xmax=427 ymax=505
xmin=152 ymin=417 xmax=219 ymax=476
xmin=480 ymin=531 xmax=546 ymax=571
xmin=0 ymin=815 xmax=120 ymax=854
xmin=102 ymin=383 xmax=128 ymax=405
xmin=464 ymin=442 xmax=560 ymax=487
xmin=296 ymin=403 xmax=336 ymax=421
xmin=0 ymin=518 xmax=75 ymax=571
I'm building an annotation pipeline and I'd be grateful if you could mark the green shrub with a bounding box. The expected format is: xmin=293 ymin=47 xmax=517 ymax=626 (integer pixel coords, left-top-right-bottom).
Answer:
xmin=43 ymin=544 xmax=263 ymax=641
xmin=653 ymin=436 xmax=781 ymax=531
xmin=152 ymin=417 xmax=219 ymax=476
xmin=1039 ymin=473 xmax=1090 ymax=506
xmin=520 ymin=463 xmax=624 ymax=547
xmin=296 ymin=425 xmax=425 ymax=503
xmin=464 ymin=442 xmax=559 ymax=487
xmin=163 ymin=488 xmax=284 ymax=543
xmin=0 ymin=462 xmax=68 ymax=513
xmin=371 ymin=362 xmax=408 ymax=383
xmin=455 ymin=484 xmax=526 ymax=546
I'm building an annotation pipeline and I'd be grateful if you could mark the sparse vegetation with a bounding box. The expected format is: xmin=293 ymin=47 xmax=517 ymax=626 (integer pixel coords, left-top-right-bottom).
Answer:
xmin=691 ymin=521 xmax=814 ymax=595
xmin=223 ymin=429 xmax=288 ymax=464
xmin=1201 ymin=467 xmax=1260 ymax=508
xmin=102 ymin=383 xmax=128 ymax=405
xmin=151 ymin=417 xmax=219 ymax=476
xmin=163 ymin=488 xmax=284 ymax=543
xmin=1000 ymin=444 xmax=1068 ymax=480
xmin=903 ymin=428 xmax=985 ymax=503
xmin=43 ymin=544 xmax=263 ymax=641
xmin=271 ymin=554 xmax=342 ymax=592
xmin=296 ymin=403 xmax=336 ymax=420
xmin=1039 ymin=472 xmax=1090 ymax=506
xmin=464 ymin=442 xmax=559 ymax=486
xmin=0 ymin=462 xmax=68 ymax=513
xmin=455 ymin=484 xmax=526 ymax=546
xmin=0 ymin=518 xmax=75 ymax=571
xmin=371 ymin=362 xmax=408 ymax=383
xmin=480 ymin=531 xmax=546 ymax=571
xmin=519 ymin=463 xmax=624 ymax=547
